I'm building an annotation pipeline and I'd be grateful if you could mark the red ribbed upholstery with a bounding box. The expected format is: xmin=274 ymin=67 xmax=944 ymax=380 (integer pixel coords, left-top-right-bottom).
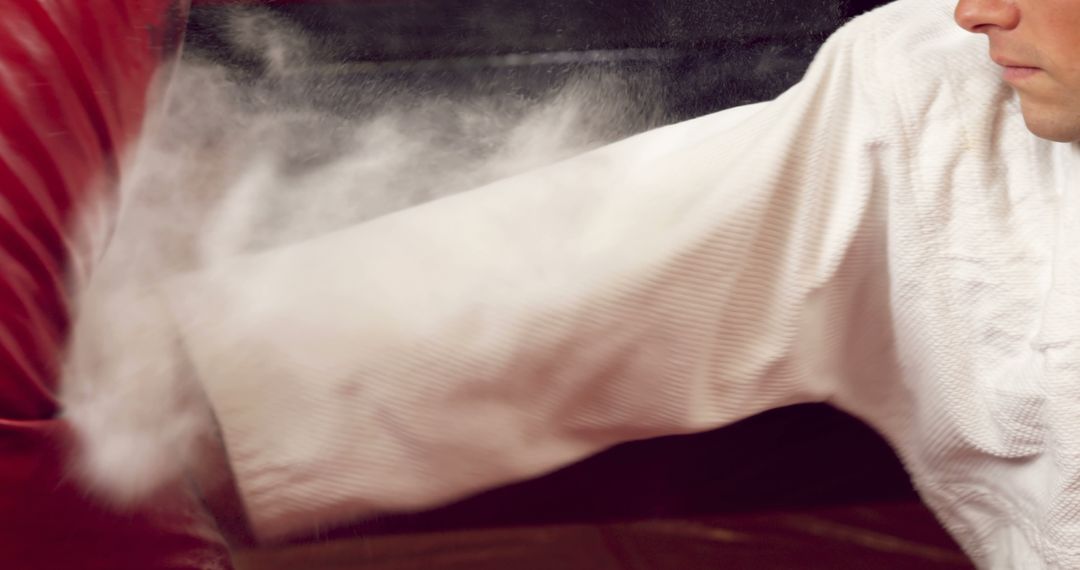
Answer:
xmin=0 ymin=1 xmax=231 ymax=567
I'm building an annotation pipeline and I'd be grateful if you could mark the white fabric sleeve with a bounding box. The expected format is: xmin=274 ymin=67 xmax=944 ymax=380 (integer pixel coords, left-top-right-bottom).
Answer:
xmin=161 ymin=23 xmax=894 ymax=542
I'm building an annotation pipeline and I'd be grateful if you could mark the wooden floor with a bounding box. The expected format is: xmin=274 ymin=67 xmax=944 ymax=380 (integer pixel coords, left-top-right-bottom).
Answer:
xmin=233 ymin=501 xmax=973 ymax=570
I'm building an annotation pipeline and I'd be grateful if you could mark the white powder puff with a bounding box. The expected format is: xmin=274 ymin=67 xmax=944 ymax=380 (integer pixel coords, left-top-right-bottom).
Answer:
xmin=59 ymin=279 xmax=213 ymax=506
xmin=57 ymin=7 xmax=662 ymax=510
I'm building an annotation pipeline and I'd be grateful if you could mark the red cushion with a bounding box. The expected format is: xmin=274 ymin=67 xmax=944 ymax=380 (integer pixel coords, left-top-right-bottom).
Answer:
xmin=0 ymin=0 xmax=230 ymax=566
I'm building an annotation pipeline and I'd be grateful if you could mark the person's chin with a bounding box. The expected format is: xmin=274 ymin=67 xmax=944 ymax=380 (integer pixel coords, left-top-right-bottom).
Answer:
xmin=1019 ymin=99 xmax=1080 ymax=143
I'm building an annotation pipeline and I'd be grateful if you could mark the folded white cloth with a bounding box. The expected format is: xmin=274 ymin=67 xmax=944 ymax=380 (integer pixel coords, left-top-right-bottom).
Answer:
xmin=65 ymin=0 xmax=1080 ymax=566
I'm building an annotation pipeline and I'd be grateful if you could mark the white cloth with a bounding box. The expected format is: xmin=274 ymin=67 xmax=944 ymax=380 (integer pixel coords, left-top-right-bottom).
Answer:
xmin=158 ymin=0 xmax=1080 ymax=566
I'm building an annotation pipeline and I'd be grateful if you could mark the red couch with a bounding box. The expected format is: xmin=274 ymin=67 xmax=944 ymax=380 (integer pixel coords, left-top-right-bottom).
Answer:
xmin=0 ymin=1 xmax=232 ymax=567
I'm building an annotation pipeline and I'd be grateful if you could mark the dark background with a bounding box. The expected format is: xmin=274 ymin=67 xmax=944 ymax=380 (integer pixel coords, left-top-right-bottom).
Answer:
xmin=186 ymin=0 xmax=894 ymax=121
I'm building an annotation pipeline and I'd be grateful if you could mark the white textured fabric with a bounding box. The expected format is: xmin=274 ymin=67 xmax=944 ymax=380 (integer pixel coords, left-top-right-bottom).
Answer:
xmin=160 ymin=0 xmax=1080 ymax=566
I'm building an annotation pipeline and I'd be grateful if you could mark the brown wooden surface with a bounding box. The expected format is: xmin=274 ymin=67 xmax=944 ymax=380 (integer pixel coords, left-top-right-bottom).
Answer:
xmin=234 ymin=501 xmax=973 ymax=569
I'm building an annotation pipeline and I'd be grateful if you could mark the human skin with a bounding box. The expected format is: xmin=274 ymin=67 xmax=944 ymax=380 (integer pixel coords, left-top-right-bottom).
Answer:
xmin=955 ymin=0 xmax=1080 ymax=142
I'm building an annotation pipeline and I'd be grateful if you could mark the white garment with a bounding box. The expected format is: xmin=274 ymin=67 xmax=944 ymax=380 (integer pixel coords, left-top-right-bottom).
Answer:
xmin=126 ymin=0 xmax=1080 ymax=566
